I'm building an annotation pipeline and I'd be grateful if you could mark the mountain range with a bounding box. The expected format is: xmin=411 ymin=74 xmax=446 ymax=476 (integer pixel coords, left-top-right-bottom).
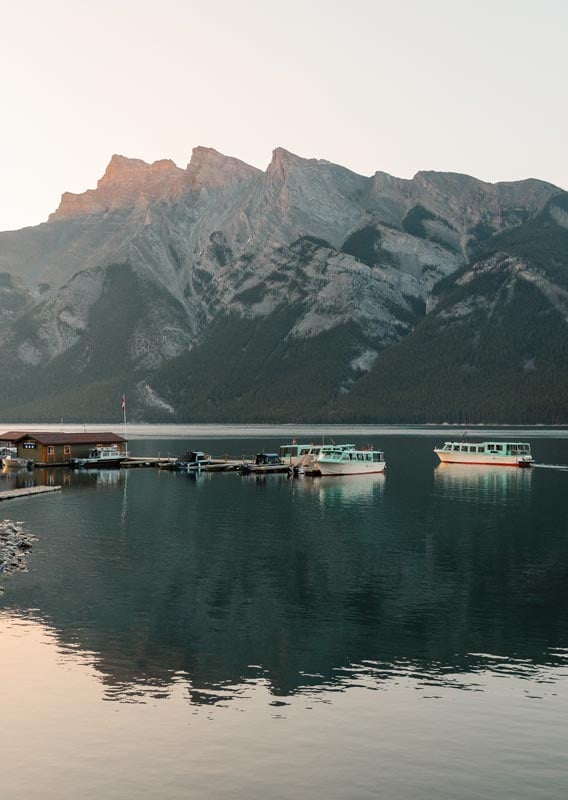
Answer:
xmin=0 ymin=146 xmax=566 ymax=423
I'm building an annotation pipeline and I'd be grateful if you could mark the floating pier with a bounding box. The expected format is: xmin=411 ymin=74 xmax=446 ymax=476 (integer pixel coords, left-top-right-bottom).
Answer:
xmin=0 ymin=486 xmax=62 ymax=502
xmin=123 ymin=457 xmax=177 ymax=469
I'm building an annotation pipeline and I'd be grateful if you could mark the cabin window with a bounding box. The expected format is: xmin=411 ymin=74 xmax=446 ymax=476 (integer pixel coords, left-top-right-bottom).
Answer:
xmin=64 ymin=446 xmax=71 ymax=455
xmin=495 ymin=445 xmax=502 ymax=451
xmin=365 ymin=453 xmax=371 ymax=461
xmin=47 ymin=446 xmax=55 ymax=455
xmin=357 ymin=454 xmax=364 ymax=461
xmin=453 ymin=445 xmax=460 ymax=451
xmin=300 ymin=448 xmax=309 ymax=456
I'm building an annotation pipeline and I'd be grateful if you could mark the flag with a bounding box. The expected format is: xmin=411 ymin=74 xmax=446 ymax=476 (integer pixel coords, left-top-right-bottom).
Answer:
xmin=121 ymin=394 xmax=126 ymax=411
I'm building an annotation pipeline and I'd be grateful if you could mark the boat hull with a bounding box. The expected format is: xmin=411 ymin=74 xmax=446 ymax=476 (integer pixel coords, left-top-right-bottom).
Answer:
xmin=2 ymin=456 xmax=32 ymax=470
xmin=70 ymin=458 xmax=124 ymax=469
xmin=317 ymin=461 xmax=386 ymax=476
xmin=434 ymin=450 xmax=533 ymax=467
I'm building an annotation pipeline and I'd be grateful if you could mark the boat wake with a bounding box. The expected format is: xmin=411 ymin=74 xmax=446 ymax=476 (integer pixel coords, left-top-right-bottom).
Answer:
xmin=533 ymin=463 xmax=568 ymax=471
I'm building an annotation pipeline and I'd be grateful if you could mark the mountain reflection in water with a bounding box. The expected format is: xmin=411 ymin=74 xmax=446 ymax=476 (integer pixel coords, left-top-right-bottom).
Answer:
xmin=1 ymin=435 xmax=568 ymax=709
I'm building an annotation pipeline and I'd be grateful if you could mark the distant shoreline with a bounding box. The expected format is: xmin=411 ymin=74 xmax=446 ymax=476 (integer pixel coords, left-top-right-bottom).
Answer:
xmin=1 ymin=422 xmax=567 ymax=440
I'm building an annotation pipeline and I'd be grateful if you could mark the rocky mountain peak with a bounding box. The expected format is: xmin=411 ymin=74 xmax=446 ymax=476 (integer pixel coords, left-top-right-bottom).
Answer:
xmin=50 ymin=155 xmax=186 ymax=221
xmin=98 ymin=155 xmax=181 ymax=186
xmin=185 ymin=147 xmax=261 ymax=190
xmin=266 ymin=147 xmax=321 ymax=180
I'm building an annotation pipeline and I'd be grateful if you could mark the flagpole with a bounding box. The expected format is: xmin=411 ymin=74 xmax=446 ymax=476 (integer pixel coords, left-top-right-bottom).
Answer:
xmin=122 ymin=394 xmax=127 ymax=455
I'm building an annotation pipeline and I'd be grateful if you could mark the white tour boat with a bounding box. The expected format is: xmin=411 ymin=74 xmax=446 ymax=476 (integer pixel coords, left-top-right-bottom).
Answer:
xmin=317 ymin=447 xmax=386 ymax=476
xmin=280 ymin=442 xmax=356 ymax=474
xmin=434 ymin=440 xmax=533 ymax=467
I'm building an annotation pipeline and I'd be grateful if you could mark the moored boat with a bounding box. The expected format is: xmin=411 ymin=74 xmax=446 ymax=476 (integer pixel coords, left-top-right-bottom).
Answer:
xmin=173 ymin=451 xmax=210 ymax=472
xmin=240 ymin=453 xmax=288 ymax=474
xmin=317 ymin=447 xmax=386 ymax=476
xmin=70 ymin=444 xmax=127 ymax=469
xmin=279 ymin=442 xmax=356 ymax=468
xmin=434 ymin=440 xmax=533 ymax=467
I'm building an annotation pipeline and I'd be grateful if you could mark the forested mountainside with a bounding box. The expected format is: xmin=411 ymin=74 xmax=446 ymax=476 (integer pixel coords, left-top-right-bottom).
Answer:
xmin=0 ymin=146 xmax=565 ymax=423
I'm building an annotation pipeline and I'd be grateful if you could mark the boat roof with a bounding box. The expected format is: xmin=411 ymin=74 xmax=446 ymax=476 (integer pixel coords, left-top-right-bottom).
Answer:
xmin=440 ymin=440 xmax=530 ymax=445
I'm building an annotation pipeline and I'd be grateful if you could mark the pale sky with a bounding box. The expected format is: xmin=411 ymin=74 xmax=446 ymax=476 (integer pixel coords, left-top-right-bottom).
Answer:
xmin=1 ymin=0 xmax=566 ymax=231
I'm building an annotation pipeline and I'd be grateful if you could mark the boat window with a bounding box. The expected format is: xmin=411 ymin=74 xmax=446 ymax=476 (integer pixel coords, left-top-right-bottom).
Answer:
xmin=453 ymin=445 xmax=460 ymax=451
xmin=357 ymin=453 xmax=364 ymax=461
xmin=495 ymin=445 xmax=502 ymax=451
xmin=300 ymin=448 xmax=309 ymax=455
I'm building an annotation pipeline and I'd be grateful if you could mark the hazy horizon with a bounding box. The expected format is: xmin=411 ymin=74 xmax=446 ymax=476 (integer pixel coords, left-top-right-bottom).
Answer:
xmin=2 ymin=0 xmax=567 ymax=231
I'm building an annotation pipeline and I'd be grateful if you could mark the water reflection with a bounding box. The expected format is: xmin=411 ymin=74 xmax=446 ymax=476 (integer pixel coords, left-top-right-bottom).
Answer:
xmin=434 ymin=463 xmax=532 ymax=504
xmin=294 ymin=474 xmax=385 ymax=507
xmin=1 ymin=437 xmax=567 ymax=710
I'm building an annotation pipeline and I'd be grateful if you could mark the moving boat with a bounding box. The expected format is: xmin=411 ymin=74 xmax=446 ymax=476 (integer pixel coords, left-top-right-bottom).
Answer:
xmin=434 ymin=441 xmax=533 ymax=467
xmin=317 ymin=447 xmax=386 ymax=476
xmin=70 ymin=444 xmax=127 ymax=469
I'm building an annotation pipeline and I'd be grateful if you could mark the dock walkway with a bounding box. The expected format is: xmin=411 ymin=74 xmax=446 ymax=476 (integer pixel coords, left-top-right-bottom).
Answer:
xmin=0 ymin=486 xmax=62 ymax=502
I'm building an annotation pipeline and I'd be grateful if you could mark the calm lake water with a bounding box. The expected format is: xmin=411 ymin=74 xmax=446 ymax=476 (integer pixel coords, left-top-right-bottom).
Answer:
xmin=1 ymin=427 xmax=568 ymax=799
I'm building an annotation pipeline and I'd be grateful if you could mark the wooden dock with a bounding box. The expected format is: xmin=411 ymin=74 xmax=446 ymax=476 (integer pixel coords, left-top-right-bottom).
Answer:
xmin=0 ymin=485 xmax=61 ymax=502
xmin=122 ymin=457 xmax=177 ymax=469
xmin=206 ymin=459 xmax=246 ymax=472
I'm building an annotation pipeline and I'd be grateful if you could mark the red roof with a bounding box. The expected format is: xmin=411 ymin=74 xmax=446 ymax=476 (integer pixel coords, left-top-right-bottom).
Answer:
xmin=0 ymin=431 xmax=126 ymax=445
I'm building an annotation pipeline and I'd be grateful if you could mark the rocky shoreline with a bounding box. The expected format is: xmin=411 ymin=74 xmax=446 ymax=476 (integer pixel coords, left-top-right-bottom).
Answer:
xmin=0 ymin=520 xmax=36 ymax=590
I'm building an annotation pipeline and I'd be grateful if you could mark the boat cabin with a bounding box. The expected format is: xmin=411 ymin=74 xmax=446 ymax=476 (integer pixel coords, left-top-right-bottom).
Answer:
xmin=321 ymin=449 xmax=384 ymax=464
xmin=279 ymin=443 xmax=315 ymax=460
xmin=177 ymin=450 xmax=208 ymax=464
xmin=254 ymin=453 xmax=282 ymax=466
xmin=174 ymin=451 xmax=210 ymax=470
xmin=439 ymin=442 xmax=531 ymax=455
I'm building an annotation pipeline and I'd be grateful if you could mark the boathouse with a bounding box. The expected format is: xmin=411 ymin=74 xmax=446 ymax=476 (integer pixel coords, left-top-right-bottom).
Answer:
xmin=0 ymin=431 xmax=127 ymax=466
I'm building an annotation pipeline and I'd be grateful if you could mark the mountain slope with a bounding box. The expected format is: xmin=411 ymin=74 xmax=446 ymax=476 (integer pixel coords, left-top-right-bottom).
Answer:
xmin=334 ymin=194 xmax=568 ymax=423
xmin=0 ymin=147 xmax=563 ymax=422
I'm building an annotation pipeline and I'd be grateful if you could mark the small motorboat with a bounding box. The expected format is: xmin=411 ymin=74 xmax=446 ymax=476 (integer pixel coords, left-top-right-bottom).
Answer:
xmin=69 ymin=444 xmax=127 ymax=469
xmin=173 ymin=451 xmax=211 ymax=472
